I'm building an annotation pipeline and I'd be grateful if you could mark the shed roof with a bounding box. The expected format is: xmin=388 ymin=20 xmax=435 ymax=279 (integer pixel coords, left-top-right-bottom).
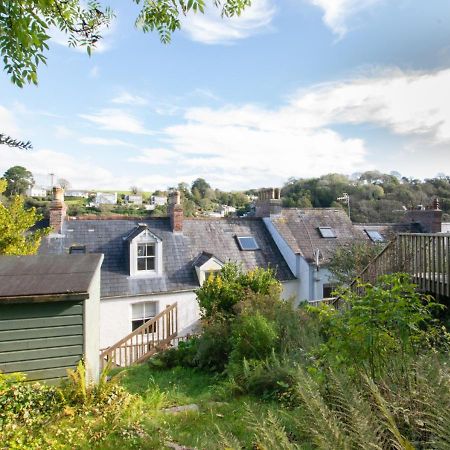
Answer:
xmin=0 ymin=254 xmax=103 ymax=301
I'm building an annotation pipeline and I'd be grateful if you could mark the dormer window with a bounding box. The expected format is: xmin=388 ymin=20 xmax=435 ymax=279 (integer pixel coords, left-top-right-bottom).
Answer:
xmin=126 ymin=225 xmax=162 ymax=277
xmin=137 ymin=243 xmax=156 ymax=271
xmin=193 ymin=251 xmax=224 ymax=285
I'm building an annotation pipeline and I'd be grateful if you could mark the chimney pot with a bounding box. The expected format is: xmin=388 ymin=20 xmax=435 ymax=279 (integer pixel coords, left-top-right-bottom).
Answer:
xmin=49 ymin=187 xmax=66 ymax=233
xmin=168 ymin=190 xmax=183 ymax=233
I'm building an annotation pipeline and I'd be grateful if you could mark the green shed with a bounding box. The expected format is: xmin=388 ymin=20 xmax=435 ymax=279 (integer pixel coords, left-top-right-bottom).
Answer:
xmin=0 ymin=254 xmax=103 ymax=384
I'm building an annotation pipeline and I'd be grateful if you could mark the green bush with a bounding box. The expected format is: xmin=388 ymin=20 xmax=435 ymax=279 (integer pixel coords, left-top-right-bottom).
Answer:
xmin=311 ymin=273 xmax=447 ymax=379
xmin=148 ymin=337 xmax=200 ymax=369
xmin=196 ymin=263 xmax=281 ymax=319
xmin=0 ymin=372 xmax=61 ymax=427
xmin=229 ymin=312 xmax=278 ymax=367
xmin=195 ymin=320 xmax=232 ymax=372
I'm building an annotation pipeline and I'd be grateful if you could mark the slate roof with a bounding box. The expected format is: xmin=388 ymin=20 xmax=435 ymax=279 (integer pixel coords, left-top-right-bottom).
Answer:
xmin=0 ymin=254 xmax=103 ymax=300
xmin=354 ymin=222 xmax=422 ymax=241
xmin=270 ymin=208 xmax=369 ymax=264
xmin=192 ymin=252 xmax=223 ymax=268
xmin=39 ymin=217 xmax=294 ymax=299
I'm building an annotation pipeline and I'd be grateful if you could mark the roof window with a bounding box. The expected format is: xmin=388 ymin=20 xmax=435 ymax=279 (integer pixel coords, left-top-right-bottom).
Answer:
xmin=69 ymin=245 xmax=86 ymax=254
xmin=365 ymin=229 xmax=384 ymax=242
xmin=236 ymin=236 xmax=259 ymax=251
xmin=318 ymin=227 xmax=336 ymax=238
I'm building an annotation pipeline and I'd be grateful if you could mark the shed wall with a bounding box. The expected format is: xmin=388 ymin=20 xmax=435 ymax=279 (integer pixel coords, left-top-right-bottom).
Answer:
xmin=0 ymin=301 xmax=84 ymax=383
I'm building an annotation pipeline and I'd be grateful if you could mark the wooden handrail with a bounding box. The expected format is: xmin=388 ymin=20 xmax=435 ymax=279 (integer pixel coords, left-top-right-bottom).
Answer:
xmin=330 ymin=232 xmax=450 ymax=308
xmin=100 ymin=303 xmax=178 ymax=368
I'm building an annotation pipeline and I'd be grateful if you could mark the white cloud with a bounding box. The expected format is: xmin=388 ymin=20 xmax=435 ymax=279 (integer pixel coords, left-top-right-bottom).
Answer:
xmin=129 ymin=148 xmax=179 ymax=165
xmin=290 ymin=68 xmax=450 ymax=142
xmin=79 ymin=108 xmax=153 ymax=135
xmin=54 ymin=125 xmax=74 ymax=139
xmin=112 ymin=92 xmax=148 ymax=106
xmin=307 ymin=0 xmax=383 ymax=36
xmin=79 ymin=136 xmax=136 ymax=147
xmin=89 ymin=66 xmax=100 ymax=78
xmin=182 ymin=0 xmax=276 ymax=44
xmin=0 ymin=106 xmax=20 ymax=136
xmin=0 ymin=147 xmax=114 ymax=189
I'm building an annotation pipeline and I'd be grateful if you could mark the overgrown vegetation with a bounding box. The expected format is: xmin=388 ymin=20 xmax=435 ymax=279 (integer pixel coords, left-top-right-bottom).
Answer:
xmin=2 ymin=265 xmax=450 ymax=449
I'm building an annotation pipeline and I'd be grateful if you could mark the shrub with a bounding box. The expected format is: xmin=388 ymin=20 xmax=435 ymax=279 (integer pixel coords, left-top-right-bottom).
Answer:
xmin=229 ymin=312 xmax=278 ymax=367
xmin=312 ymin=273 xmax=447 ymax=380
xmin=196 ymin=263 xmax=281 ymax=319
xmin=0 ymin=372 xmax=61 ymax=427
xmin=148 ymin=337 xmax=200 ymax=369
xmin=195 ymin=320 xmax=232 ymax=372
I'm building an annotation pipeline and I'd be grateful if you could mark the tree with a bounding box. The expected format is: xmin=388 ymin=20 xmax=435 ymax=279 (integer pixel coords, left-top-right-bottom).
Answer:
xmin=0 ymin=134 xmax=32 ymax=150
xmin=58 ymin=178 xmax=71 ymax=190
xmin=191 ymin=178 xmax=211 ymax=199
xmin=2 ymin=166 xmax=34 ymax=196
xmin=328 ymin=241 xmax=384 ymax=286
xmin=0 ymin=180 xmax=49 ymax=255
xmin=1 ymin=0 xmax=251 ymax=88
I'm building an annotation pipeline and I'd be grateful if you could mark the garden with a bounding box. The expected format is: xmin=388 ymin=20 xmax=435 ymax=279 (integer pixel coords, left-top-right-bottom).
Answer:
xmin=1 ymin=264 xmax=450 ymax=449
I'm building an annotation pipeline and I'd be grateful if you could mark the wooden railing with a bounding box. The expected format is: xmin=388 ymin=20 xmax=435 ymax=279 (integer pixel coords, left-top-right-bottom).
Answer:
xmin=342 ymin=233 xmax=450 ymax=303
xmin=318 ymin=233 xmax=450 ymax=309
xmin=100 ymin=303 xmax=178 ymax=369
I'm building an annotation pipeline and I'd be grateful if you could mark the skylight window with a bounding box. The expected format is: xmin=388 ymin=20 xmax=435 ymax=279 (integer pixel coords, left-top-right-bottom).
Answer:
xmin=365 ymin=230 xmax=384 ymax=242
xmin=318 ymin=227 xmax=336 ymax=238
xmin=236 ymin=236 xmax=259 ymax=251
xmin=69 ymin=245 xmax=86 ymax=254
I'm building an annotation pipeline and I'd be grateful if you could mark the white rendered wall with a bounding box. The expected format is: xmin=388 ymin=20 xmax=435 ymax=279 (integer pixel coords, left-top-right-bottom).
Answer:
xmin=100 ymin=290 xmax=199 ymax=349
xmin=281 ymin=280 xmax=298 ymax=304
xmin=84 ymin=257 xmax=103 ymax=382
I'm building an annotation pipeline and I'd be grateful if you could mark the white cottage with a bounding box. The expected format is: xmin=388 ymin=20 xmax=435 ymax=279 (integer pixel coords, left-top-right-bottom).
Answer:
xmin=41 ymin=189 xmax=296 ymax=350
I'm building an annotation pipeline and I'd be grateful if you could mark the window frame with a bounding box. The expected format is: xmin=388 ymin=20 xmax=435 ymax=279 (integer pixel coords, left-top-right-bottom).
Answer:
xmin=131 ymin=302 xmax=157 ymax=332
xmin=365 ymin=229 xmax=384 ymax=243
xmin=236 ymin=236 xmax=259 ymax=251
xmin=318 ymin=227 xmax=336 ymax=238
xmin=137 ymin=243 xmax=156 ymax=272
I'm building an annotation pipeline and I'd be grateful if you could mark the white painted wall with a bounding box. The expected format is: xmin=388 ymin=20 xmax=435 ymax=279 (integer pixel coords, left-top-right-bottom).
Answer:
xmin=84 ymin=256 xmax=103 ymax=382
xmin=100 ymin=290 xmax=199 ymax=349
xmin=281 ymin=280 xmax=298 ymax=303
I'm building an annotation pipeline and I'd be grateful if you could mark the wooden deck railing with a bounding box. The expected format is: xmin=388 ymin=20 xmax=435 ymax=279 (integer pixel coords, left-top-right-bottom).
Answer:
xmin=100 ymin=303 xmax=178 ymax=369
xmin=322 ymin=233 xmax=450 ymax=309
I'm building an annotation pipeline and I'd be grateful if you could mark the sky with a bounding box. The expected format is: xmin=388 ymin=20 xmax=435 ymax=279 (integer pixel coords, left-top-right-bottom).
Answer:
xmin=1 ymin=0 xmax=450 ymax=191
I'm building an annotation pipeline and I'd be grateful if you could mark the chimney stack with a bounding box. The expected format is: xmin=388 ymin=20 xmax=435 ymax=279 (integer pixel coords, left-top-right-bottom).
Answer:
xmin=49 ymin=187 xmax=67 ymax=233
xmin=403 ymin=197 xmax=442 ymax=233
xmin=255 ymin=187 xmax=282 ymax=218
xmin=168 ymin=190 xmax=183 ymax=233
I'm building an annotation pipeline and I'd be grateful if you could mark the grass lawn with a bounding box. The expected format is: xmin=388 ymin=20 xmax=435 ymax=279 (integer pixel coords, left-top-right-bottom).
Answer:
xmin=116 ymin=364 xmax=281 ymax=449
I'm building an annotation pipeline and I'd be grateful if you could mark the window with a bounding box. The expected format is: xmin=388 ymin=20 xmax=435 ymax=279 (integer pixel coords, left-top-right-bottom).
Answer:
xmin=204 ymin=270 xmax=221 ymax=280
xmin=69 ymin=245 xmax=86 ymax=254
xmin=318 ymin=227 xmax=336 ymax=238
xmin=236 ymin=236 xmax=259 ymax=251
xmin=131 ymin=302 xmax=157 ymax=331
xmin=323 ymin=285 xmax=336 ymax=298
xmin=137 ymin=243 xmax=155 ymax=271
xmin=365 ymin=229 xmax=384 ymax=242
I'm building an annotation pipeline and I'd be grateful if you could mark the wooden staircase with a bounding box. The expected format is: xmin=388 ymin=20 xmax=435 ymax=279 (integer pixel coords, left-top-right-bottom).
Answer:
xmin=100 ymin=303 xmax=178 ymax=369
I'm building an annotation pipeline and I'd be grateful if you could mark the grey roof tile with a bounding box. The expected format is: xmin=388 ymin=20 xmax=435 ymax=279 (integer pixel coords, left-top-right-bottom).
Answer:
xmin=40 ymin=217 xmax=294 ymax=298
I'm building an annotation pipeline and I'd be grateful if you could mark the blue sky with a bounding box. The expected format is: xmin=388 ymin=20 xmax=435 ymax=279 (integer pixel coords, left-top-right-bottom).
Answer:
xmin=1 ymin=0 xmax=450 ymax=191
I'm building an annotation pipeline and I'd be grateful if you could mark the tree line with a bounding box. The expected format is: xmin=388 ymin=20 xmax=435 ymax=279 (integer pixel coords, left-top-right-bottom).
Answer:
xmin=282 ymin=171 xmax=450 ymax=222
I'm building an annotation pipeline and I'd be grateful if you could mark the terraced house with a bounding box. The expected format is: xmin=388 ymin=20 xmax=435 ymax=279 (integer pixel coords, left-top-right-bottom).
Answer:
xmin=40 ymin=189 xmax=296 ymax=353
xmin=39 ymin=187 xmax=443 ymax=361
